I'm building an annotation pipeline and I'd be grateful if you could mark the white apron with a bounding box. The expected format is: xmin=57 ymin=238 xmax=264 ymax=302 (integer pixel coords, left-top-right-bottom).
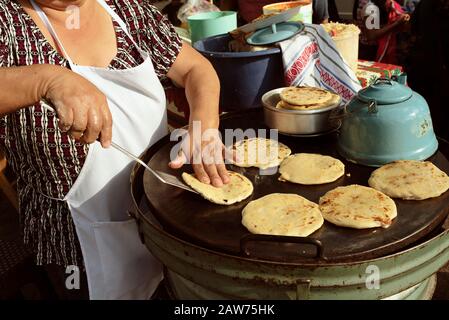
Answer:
xmin=30 ymin=0 xmax=168 ymax=299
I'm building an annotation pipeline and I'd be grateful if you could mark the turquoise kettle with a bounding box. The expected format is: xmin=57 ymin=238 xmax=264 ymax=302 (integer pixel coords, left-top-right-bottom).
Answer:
xmin=338 ymin=77 xmax=439 ymax=167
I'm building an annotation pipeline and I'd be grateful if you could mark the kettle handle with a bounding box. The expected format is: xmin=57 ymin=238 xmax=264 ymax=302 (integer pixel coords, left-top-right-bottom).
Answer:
xmin=328 ymin=99 xmax=378 ymax=121
xmin=349 ymin=99 xmax=378 ymax=114
xmin=373 ymin=77 xmax=394 ymax=86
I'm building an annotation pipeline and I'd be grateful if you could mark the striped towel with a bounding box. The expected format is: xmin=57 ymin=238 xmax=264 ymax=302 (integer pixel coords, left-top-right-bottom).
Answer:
xmin=279 ymin=24 xmax=361 ymax=103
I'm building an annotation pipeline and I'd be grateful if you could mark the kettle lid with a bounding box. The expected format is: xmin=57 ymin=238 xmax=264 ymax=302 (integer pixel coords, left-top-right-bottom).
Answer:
xmin=358 ymin=77 xmax=413 ymax=104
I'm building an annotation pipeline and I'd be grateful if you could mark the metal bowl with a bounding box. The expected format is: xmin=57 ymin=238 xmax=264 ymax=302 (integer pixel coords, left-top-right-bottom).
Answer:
xmin=261 ymin=88 xmax=342 ymax=136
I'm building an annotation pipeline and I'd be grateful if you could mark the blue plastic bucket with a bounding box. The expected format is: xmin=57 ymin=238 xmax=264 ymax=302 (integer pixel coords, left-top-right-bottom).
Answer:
xmin=193 ymin=34 xmax=285 ymax=111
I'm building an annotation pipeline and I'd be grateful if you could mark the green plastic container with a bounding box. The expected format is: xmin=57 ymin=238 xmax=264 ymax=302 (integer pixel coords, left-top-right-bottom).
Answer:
xmin=188 ymin=11 xmax=237 ymax=44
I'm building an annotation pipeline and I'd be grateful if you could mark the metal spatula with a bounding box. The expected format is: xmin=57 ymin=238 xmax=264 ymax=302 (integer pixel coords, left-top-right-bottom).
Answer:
xmin=110 ymin=142 xmax=198 ymax=194
xmin=39 ymin=103 xmax=197 ymax=193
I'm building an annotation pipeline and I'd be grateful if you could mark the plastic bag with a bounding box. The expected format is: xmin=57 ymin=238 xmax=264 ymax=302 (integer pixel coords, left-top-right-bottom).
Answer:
xmin=177 ymin=0 xmax=220 ymax=23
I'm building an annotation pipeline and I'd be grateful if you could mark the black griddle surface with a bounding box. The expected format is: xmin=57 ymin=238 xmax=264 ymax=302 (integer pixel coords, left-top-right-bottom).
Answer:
xmin=142 ymin=109 xmax=449 ymax=263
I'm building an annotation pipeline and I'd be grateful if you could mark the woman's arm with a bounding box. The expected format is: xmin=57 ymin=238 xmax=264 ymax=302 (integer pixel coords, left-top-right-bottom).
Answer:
xmin=0 ymin=65 xmax=112 ymax=147
xmin=0 ymin=65 xmax=53 ymax=115
xmin=167 ymin=44 xmax=220 ymax=133
xmin=167 ymin=43 xmax=230 ymax=187
xmin=363 ymin=14 xmax=409 ymax=41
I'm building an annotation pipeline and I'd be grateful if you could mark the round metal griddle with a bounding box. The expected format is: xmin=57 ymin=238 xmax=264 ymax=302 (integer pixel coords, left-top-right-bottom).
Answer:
xmin=142 ymin=109 xmax=449 ymax=263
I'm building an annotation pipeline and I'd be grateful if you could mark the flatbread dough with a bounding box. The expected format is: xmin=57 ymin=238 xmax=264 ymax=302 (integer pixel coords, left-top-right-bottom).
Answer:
xmin=280 ymin=87 xmax=333 ymax=106
xmin=242 ymin=193 xmax=324 ymax=236
xmin=319 ymin=185 xmax=397 ymax=229
xmin=182 ymin=171 xmax=253 ymax=205
xmin=228 ymin=138 xmax=291 ymax=169
xmin=279 ymin=153 xmax=345 ymax=185
xmin=368 ymin=160 xmax=449 ymax=200
xmin=276 ymin=93 xmax=341 ymax=111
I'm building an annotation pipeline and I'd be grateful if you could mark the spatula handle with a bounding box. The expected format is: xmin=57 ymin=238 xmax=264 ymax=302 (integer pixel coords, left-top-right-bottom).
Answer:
xmin=42 ymin=102 xmax=168 ymax=185
xmin=109 ymin=142 xmax=166 ymax=184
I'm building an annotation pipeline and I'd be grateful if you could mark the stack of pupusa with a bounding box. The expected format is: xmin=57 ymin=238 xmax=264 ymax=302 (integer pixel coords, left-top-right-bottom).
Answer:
xmin=276 ymin=86 xmax=341 ymax=110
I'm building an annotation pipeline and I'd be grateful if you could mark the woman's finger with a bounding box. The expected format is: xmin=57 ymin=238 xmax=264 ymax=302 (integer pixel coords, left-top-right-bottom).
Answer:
xmin=216 ymin=162 xmax=230 ymax=184
xmin=55 ymin=103 xmax=74 ymax=132
xmin=168 ymin=151 xmax=188 ymax=169
xmin=81 ymin=107 xmax=102 ymax=144
xmin=192 ymin=163 xmax=210 ymax=184
xmin=69 ymin=129 xmax=84 ymax=141
xmin=215 ymin=146 xmax=230 ymax=184
xmin=203 ymin=160 xmax=223 ymax=187
xmin=203 ymin=142 xmax=225 ymax=187
xmin=71 ymin=106 xmax=88 ymax=135
xmin=99 ymin=104 xmax=113 ymax=148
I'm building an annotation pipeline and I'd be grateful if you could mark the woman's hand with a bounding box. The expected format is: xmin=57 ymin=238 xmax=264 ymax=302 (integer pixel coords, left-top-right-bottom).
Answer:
xmin=168 ymin=122 xmax=230 ymax=187
xmin=394 ymin=14 xmax=410 ymax=27
xmin=166 ymin=43 xmax=230 ymax=187
xmin=43 ymin=66 xmax=112 ymax=148
xmin=395 ymin=14 xmax=411 ymax=32
xmin=399 ymin=14 xmax=411 ymax=23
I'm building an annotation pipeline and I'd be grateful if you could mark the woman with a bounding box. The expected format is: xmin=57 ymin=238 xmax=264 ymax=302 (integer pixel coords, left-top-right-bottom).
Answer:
xmin=355 ymin=0 xmax=409 ymax=63
xmin=0 ymin=0 xmax=229 ymax=299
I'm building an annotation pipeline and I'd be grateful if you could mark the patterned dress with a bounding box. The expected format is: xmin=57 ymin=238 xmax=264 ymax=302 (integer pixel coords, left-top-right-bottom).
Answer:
xmin=0 ymin=0 xmax=182 ymax=266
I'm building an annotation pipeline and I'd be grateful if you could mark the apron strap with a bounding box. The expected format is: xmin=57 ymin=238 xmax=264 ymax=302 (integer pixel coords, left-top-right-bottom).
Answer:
xmin=95 ymin=0 xmax=145 ymax=53
xmin=28 ymin=0 xmax=147 ymax=68
xmin=29 ymin=0 xmax=74 ymax=66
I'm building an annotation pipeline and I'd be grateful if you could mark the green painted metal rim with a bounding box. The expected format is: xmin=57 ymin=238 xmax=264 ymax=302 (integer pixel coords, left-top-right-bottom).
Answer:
xmin=135 ymin=203 xmax=449 ymax=267
xmin=142 ymin=225 xmax=448 ymax=299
